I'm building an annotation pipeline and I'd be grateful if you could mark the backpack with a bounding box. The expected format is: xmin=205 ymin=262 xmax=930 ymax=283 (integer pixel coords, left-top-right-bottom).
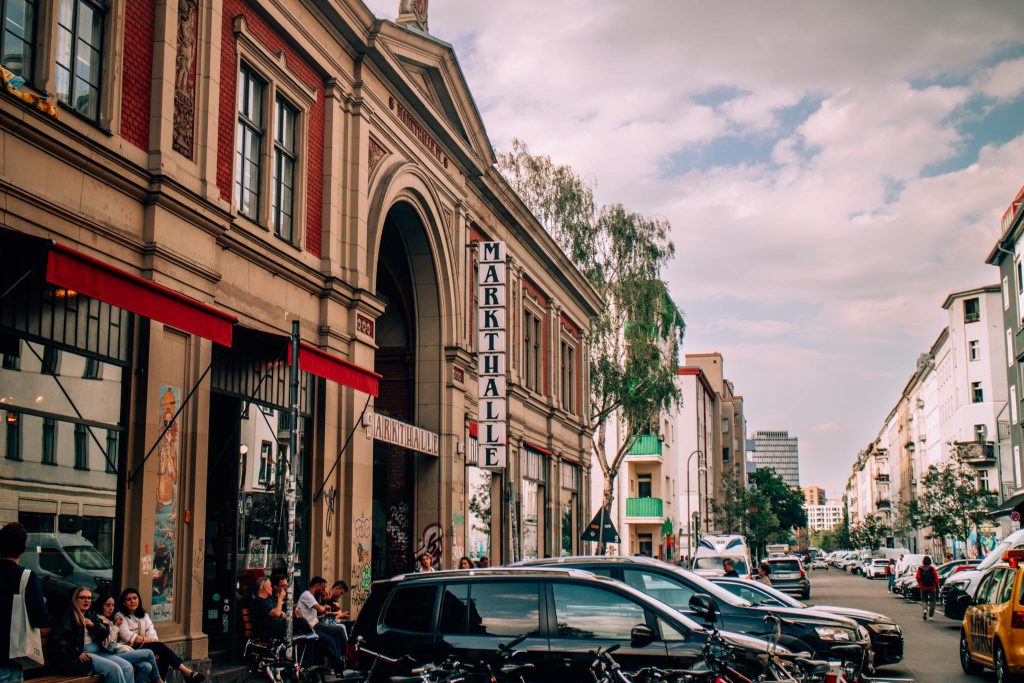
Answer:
xmin=919 ymin=565 xmax=938 ymax=589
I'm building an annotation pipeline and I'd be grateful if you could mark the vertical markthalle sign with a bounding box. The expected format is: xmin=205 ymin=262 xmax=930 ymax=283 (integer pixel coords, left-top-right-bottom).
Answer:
xmin=478 ymin=241 xmax=507 ymax=469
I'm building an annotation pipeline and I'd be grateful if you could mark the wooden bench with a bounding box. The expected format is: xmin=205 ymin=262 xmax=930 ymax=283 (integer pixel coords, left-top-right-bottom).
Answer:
xmin=22 ymin=628 xmax=103 ymax=683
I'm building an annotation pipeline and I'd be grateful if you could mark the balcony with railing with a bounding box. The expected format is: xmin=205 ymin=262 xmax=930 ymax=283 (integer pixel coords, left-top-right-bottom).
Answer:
xmin=626 ymin=434 xmax=664 ymax=462
xmin=625 ymin=497 xmax=664 ymax=521
xmin=875 ymin=498 xmax=891 ymax=509
xmin=955 ymin=441 xmax=996 ymax=466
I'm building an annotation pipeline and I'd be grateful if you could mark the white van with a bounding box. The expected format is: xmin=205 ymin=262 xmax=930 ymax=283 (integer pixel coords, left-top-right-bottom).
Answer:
xmin=691 ymin=534 xmax=752 ymax=577
xmin=20 ymin=533 xmax=113 ymax=609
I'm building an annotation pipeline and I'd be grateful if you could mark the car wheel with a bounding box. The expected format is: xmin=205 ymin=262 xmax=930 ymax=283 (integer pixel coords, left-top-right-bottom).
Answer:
xmin=960 ymin=630 xmax=981 ymax=674
xmin=995 ymin=642 xmax=1019 ymax=683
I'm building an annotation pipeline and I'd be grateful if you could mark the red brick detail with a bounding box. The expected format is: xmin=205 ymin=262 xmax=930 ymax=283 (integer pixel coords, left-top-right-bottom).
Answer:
xmin=217 ymin=0 xmax=324 ymax=257
xmin=521 ymin=275 xmax=548 ymax=307
xmin=560 ymin=312 xmax=581 ymax=339
xmin=120 ymin=0 xmax=154 ymax=151
xmin=468 ymin=221 xmax=490 ymax=243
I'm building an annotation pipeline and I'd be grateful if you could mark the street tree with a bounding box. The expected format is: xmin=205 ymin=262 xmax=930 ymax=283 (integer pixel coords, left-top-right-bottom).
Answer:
xmin=748 ymin=468 xmax=808 ymax=531
xmin=498 ymin=141 xmax=685 ymax=550
xmin=915 ymin=451 xmax=994 ymax=557
xmin=849 ymin=514 xmax=890 ymax=550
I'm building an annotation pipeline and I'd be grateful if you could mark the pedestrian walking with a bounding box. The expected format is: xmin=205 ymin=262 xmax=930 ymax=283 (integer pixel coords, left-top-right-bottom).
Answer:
xmin=886 ymin=559 xmax=895 ymax=593
xmin=458 ymin=556 xmax=474 ymax=570
xmin=754 ymin=562 xmax=772 ymax=586
xmin=916 ymin=556 xmax=939 ymax=621
xmin=2 ymin=522 xmax=49 ymax=683
xmin=417 ymin=552 xmax=437 ymax=572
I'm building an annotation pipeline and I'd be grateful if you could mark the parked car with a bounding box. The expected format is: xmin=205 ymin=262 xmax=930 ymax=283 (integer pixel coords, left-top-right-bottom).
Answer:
xmin=944 ymin=530 xmax=1024 ymax=621
xmin=709 ymin=576 xmax=903 ymax=667
xmin=516 ymin=555 xmax=869 ymax=661
xmin=808 ymin=558 xmax=829 ymax=571
xmin=763 ymin=556 xmax=811 ymax=599
xmin=957 ymin=551 xmax=1024 ymax=681
xmin=866 ymin=558 xmax=890 ymax=579
xmin=347 ymin=566 xmax=790 ymax=681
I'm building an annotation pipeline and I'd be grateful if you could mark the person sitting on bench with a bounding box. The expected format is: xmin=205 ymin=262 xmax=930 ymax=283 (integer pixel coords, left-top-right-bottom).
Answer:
xmin=116 ymin=589 xmax=205 ymax=682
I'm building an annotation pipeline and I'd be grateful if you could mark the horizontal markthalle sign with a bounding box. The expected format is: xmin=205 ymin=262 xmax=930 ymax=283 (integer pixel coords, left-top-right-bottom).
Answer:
xmin=368 ymin=411 xmax=439 ymax=457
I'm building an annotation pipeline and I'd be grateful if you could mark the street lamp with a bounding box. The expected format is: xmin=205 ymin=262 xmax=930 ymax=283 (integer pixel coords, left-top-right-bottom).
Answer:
xmin=685 ymin=449 xmax=706 ymax=560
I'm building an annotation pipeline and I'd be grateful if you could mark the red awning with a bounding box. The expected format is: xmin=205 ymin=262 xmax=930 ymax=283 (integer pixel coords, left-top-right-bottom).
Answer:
xmin=523 ymin=441 xmax=552 ymax=456
xmin=468 ymin=421 xmax=478 ymax=438
xmin=298 ymin=342 xmax=379 ymax=397
xmin=46 ymin=243 xmax=237 ymax=347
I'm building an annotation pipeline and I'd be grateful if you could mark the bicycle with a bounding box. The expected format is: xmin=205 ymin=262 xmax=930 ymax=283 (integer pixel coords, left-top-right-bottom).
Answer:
xmin=332 ymin=636 xmax=414 ymax=682
xmin=386 ymin=633 xmax=535 ymax=683
xmin=241 ymin=633 xmax=329 ymax=683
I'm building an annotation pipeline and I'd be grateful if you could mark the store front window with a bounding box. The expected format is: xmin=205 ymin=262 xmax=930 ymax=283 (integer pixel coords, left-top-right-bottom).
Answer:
xmin=560 ymin=461 xmax=579 ymax=556
xmin=204 ymin=333 xmax=313 ymax=656
xmin=521 ymin=448 xmax=546 ymax=560
xmin=465 ymin=436 xmax=491 ymax=562
xmin=0 ymin=329 xmax=128 ymax=616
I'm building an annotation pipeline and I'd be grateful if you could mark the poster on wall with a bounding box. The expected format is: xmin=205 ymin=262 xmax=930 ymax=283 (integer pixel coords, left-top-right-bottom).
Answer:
xmin=152 ymin=385 xmax=180 ymax=621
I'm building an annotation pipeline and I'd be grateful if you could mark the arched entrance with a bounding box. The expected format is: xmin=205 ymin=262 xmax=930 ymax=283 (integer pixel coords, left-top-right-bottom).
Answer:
xmin=371 ymin=201 xmax=444 ymax=579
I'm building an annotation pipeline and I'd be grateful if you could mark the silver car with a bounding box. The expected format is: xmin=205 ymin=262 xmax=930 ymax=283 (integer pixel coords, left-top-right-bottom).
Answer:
xmin=764 ymin=556 xmax=810 ymax=599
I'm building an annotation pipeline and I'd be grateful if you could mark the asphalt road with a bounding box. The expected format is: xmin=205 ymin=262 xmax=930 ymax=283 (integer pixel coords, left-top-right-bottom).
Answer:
xmin=807 ymin=567 xmax=986 ymax=682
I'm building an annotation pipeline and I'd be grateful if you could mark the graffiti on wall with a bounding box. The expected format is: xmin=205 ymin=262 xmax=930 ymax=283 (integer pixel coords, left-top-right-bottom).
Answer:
xmin=386 ymin=501 xmax=410 ymax=563
xmin=414 ymin=523 xmax=444 ymax=570
xmin=350 ymin=542 xmax=372 ymax=613
xmin=152 ymin=385 xmax=181 ymax=621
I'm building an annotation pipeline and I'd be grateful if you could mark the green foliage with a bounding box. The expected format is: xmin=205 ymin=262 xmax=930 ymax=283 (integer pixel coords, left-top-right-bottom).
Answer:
xmin=849 ymin=514 xmax=890 ymax=550
xmin=914 ymin=453 xmax=993 ymax=551
xmin=749 ymin=468 xmax=808 ymax=531
xmin=497 ymin=140 xmax=685 ymax=523
xmin=710 ymin=469 xmax=806 ymax=559
xmin=467 ymin=478 xmax=492 ymax=536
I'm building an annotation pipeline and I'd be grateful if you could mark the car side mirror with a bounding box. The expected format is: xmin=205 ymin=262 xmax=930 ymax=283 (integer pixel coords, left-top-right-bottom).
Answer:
xmin=630 ymin=624 xmax=656 ymax=648
xmin=688 ymin=593 xmax=718 ymax=623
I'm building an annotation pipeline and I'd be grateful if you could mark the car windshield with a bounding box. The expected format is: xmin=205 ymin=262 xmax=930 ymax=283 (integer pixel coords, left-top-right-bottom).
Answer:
xmin=693 ymin=557 xmax=749 ymax=574
xmin=663 ymin=565 xmax=752 ymax=607
xmin=769 ymin=560 xmax=800 ymax=572
xmin=66 ymin=545 xmax=112 ymax=571
xmin=720 ymin=580 xmax=804 ymax=608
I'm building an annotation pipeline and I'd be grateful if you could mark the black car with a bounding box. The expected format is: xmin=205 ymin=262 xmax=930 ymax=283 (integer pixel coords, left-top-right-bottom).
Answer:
xmin=710 ymin=576 xmax=903 ymax=667
xmin=517 ymin=556 xmax=871 ymax=662
xmin=348 ymin=567 xmax=788 ymax=681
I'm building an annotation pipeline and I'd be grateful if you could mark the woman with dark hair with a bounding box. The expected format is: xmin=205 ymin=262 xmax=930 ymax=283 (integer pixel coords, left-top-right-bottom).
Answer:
xmin=95 ymin=594 xmax=162 ymax=683
xmin=50 ymin=586 xmax=135 ymax=683
xmin=116 ymin=588 xmax=205 ymax=682
xmin=458 ymin=556 xmax=474 ymax=569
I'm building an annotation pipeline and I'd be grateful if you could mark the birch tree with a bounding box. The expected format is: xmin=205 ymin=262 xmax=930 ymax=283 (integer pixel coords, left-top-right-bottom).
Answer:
xmin=498 ymin=140 xmax=685 ymax=549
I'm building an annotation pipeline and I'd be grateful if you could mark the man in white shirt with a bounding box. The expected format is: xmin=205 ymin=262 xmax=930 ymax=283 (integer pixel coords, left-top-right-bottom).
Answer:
xmin=296 ymin=576 xmax=346 ymax=674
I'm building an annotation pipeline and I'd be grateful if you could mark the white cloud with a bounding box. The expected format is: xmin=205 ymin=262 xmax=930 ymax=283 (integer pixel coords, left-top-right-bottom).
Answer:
xmin=361 ymin=0 xmax=1024 ymax=495
xmin=973 ymin=57 xmax=1024 ymax=101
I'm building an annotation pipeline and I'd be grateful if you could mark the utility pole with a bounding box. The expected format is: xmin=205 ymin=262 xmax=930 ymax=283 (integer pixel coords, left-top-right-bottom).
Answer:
xmin=284 ymin=320 xmax=300 ymax=657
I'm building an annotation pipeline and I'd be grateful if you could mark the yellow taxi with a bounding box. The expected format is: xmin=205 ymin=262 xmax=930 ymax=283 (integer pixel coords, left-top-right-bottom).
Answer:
xmin=960 ymin=549 xmax=1024 ymax=683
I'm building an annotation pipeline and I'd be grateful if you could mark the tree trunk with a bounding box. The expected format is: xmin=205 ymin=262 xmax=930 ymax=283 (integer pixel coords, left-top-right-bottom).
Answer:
xmin=599 ymin=474 xmax=616 ymax=555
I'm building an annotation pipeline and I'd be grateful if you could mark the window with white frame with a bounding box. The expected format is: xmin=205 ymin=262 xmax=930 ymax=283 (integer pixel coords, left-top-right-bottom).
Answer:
xmin=236 ymin=64 xmax=265 ymax=221
xmin=964 ymin=298 xmax=980 ymax=323
xmin=1005 ymin=276 xmax=1011 ymax=311
xmin=55 ymin=0 xmax=104 ymax=120
xmin=968 ymin=339 xmax=979 ymax=361
xmin=231 ymin=22 xmax=314 ymax=247
xmin=971 ymin=381 xmax=984 ymax=403
xmin=523 ymin=308 xmax=542 ymax=393
xmin=560 ymin=339 xmax=574 ymax=413
xmin=1009 ymin=329 xmax=1015 ymax=368
xmin=2 ymin=0 xmax=36 ymax=79
xmin=272 ymin=96 xmax=297 ymax=241
xmin=978 ymin=468 xmax=990 ymax=493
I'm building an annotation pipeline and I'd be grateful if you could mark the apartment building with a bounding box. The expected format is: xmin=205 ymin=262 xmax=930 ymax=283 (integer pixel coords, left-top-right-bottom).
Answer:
xmin=749 ymin=430 xmax=800 ymax=488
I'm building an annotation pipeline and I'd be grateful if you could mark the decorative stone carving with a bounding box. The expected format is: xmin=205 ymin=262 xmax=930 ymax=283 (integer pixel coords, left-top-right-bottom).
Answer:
xmin=368 ymin=136 xmax=389 ymax=177
xmin=356 ymin=314 xmax=375 ymax=338
xmin=172 ymin=0 xmax=200 ymax=159
xmin=397 ymin=0 xmax=428 ymax=32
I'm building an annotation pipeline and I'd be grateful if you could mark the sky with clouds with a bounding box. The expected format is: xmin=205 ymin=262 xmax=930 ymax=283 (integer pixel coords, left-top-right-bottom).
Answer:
xmin=365 ymin=0 xmax=1024 ymax=498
